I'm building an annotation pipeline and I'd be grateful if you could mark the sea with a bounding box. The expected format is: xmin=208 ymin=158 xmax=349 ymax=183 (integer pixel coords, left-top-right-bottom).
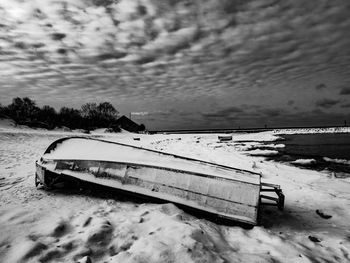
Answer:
xmin=266 ymin=133 xmax=350 ymax=177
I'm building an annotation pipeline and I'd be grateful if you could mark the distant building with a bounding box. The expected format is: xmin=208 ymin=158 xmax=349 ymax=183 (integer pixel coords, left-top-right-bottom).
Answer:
xmin=115 ymin=115 xmax=141 ymax=133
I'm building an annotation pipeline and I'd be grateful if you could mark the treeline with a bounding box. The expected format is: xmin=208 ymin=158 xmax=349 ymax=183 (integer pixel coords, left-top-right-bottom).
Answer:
xmin=0 ymin=97 xmax=122 ymax=132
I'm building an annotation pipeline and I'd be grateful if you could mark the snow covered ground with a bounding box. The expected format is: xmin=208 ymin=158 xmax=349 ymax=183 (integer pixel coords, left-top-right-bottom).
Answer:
xmin=1 ymin=127 xmax=350 ymax=262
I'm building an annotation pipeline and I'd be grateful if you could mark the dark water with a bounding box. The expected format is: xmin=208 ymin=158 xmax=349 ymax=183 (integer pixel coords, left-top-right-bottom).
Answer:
xmin=281 ymin=133 xmax=350 ymax=160
xmin=266 ymin=133 xmax=350 ymax=176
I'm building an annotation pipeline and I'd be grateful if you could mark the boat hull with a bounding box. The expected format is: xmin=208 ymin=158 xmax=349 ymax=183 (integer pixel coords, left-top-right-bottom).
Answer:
xmin=35 ymin=137 xmax=265 ymax=225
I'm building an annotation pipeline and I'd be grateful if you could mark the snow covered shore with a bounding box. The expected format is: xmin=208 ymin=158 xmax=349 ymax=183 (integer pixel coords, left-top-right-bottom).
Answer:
xmin=0 ymin=129 xmax=350 ymax=262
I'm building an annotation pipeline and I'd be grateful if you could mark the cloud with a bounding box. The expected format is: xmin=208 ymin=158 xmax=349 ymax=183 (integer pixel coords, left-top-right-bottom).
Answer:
xmin=339 ymin=87 xmax=350 ymax=95
xmin=315 ymin=99 xmax=340 ymax=108
xmin=199 ymin=105 xmax=288 ymax=128
xmin=259 ymin=108 xmax=283 ymax=117
xmin=315 ymin=84 xmax=326 ymax=90
xmin=341 ymin=103 xmax=350 ymax=108
xmin=1 ymin=0 xmax=350 ymax=129
xmin=276 ymin=110 xmax=349 ymax=128
xmin=195 ymin=104 xmax=350 ymax=129
xmin=202 ymin=106 xmax=244 ymax=119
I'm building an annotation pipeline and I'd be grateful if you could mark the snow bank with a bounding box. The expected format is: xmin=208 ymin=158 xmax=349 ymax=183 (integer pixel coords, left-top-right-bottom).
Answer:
xmin=291 ymin=159 xmax=317 ymax=165
xmin=323 ymin=157 xmax=350 ymax=165
xmin=91 ymin=128 xmax=108 ymax=133
xmin=0 ymin=118 xmax=75 ymax=135
xmin=90 ymin=128 xmax=131 ymax=134
xmin=233 ymin=143 xmax=284 ymax=152
xmin=0 ymin=118 xmax=16 ymax=129
xmin=0 ymin=118 xmax=128 ymax=136
xmin=233 ymin=132 xmax=282 ymax=142
xmin=264 ymin=143 xmax=285 ymax=149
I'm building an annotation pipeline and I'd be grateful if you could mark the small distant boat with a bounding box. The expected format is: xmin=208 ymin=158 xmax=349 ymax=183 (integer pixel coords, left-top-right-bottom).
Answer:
xmin=36 ymin=137 xmax=284 ymax=226
xmin=218 ymin=135 xmax=232 ymax=142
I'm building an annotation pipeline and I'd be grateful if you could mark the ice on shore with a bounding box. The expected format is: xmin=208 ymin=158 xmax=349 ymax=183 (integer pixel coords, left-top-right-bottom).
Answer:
xmin=247 ymin=149 xmax=280 ymax=156
xmin=323 ymin=157 xmax=350 ymax=165
xmin=291 ymin=159 xmax=317 ymax=165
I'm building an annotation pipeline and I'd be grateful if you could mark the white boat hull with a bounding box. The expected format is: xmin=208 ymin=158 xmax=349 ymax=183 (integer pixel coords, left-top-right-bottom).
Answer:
xmin=35 ymin=137 xmax=283 ymax=225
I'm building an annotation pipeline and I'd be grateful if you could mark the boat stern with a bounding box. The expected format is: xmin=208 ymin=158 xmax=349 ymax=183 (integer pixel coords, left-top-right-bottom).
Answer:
xmin=35 ymin=159 xmax=62 ymax=188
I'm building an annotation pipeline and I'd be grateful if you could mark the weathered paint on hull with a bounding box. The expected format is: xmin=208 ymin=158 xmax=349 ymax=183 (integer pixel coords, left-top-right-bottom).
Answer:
xmin=36 ymin=137 xmax=262 ymax=225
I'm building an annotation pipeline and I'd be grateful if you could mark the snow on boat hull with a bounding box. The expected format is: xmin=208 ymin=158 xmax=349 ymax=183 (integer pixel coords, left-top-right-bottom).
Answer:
xmin=35 ymin=137 xmax=283 ymax=225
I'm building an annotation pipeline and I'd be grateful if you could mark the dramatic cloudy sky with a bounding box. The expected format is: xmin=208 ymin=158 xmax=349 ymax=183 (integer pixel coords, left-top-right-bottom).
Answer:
xmin=0 ymin=0 xmax=350 ymax=130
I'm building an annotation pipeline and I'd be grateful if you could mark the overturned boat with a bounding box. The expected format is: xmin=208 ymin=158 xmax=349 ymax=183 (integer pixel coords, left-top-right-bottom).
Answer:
xmin=218 ymin=135 xmax=233 ymax=142
xmin=35 ymin=137 xmax=284 ymax=226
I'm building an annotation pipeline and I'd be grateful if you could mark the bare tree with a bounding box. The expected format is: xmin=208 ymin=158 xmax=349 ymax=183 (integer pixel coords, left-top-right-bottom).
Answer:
xmin=81 ymin=103 xmax=98 ymax=119
xmin=97 ymin=102 xmax=118 ymax=119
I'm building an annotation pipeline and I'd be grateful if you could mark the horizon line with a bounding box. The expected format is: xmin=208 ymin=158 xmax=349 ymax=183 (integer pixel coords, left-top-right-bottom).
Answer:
xmin=150 ymin=124 xmax=349 ymax=133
